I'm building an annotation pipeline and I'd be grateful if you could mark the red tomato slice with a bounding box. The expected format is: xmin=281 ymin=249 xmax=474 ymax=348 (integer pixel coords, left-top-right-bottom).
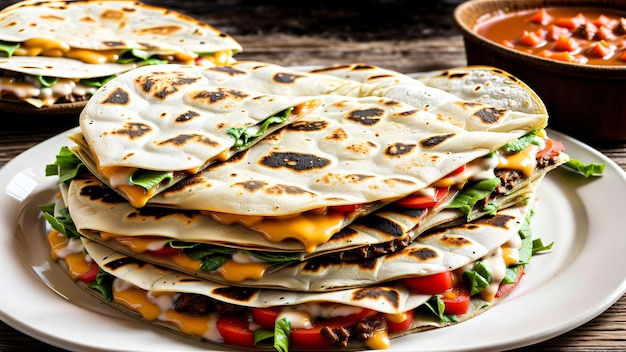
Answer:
xmin=329 ymin=203 xmax=364 ymax=213
xmin=386 ymin=310 xmax=415 ymax=334
xmin=400 ymin=271 xmax=453 ymax=295
xmin=146 ymin=246 xmax=181 ymax=257
xmin=395 ymin=187 xmax=449 ymax=209
xmin=216 ymin=316 xmax=255 ymax=348
xmin=251 ymin=307 xmax=280 ymax=329
xmin=290 ymin=308 xmax=376 ymax=348
xmin=537 ymin=138 xmax=565 ymax=159
xmin=78 ymin=262 xmax=100 ymax=283
xmin=441 ymin=286 xmax=471 ymax=315
xmin=496 ymin=265 xmax=525 ymax=298
xmin=448 ymin=164 xmax=466 ymax=176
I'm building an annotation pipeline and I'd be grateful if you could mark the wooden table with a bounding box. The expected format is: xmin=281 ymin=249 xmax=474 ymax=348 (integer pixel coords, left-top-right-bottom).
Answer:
xmin=1 ymin=0 xmax=624 ymax=351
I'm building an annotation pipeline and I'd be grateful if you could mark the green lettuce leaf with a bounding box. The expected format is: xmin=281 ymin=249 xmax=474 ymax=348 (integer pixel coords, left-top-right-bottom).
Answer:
xmin=0 ymin=40 xmax=19 ymax=57
xmin=228 ymin=107 xmax=293 ymax=150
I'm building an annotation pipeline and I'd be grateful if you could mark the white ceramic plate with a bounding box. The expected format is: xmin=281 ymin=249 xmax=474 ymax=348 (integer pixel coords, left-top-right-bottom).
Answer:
xmin=0 ymin=127 xmax=625 ymax=352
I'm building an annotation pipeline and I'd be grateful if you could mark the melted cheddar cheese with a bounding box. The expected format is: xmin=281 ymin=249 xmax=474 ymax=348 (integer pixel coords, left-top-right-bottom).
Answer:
xmin=13 ymin=37 xmax=233 ymax=65
xmin=47 ymin=230 xmax=92 ymax=280
xmin=216 ymin=259 xmax=270 ymax=282
xmin=497 ymin=143 xmax=540 ymax=178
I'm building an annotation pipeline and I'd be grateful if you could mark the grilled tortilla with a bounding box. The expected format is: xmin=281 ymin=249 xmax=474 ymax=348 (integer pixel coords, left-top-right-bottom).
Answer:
xmin=45 ymin=205 xmax=536 ymax=351
xmin=72 ymin=64 xmax=321 ymax=208
xmin=0 ymin=0 xmax=241 ymax=110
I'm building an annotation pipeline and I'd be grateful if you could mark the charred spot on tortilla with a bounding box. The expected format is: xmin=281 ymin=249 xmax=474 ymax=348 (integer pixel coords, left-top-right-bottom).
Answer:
xmin=395 ymin=109 xmax=420 ymax=118
xmin=80 ymin=184 xmax=127 ymax=204
xmin=233 ymin=180 xmax=268 ymax=192
xmin=440 ymin=235 xmax=473 ymax=248
xmin=406 ymin=247 xmax=439 ymax=261
xmin=309 ymin=64 xmax=351 ymax=74
xmin=100 ymin=8 xmax=125 ymax=21
xmin=129 ymin=206 xmax=199 ymax=221
xmin=420 ymin=133 xmax=455 ymax=148
xmin=302 ymin=257 xmax=341 ymax=272
xmin=265 ymin=184 xmax=314 ymax=196
xmin=112 ymin=122 xmax=151 ymax=139
xmin=103 ymin=257 xmax=146 ymax=271
xmin=191 ymin=87 xmax=249 ymax=104
xmin=174 ymin=110 xmax=201 ymax=122
xmin=472 ymin=213 xmax=517 ymax=229
xmin=212 ymin=287 xmax=259 ymax=302
xmin=158 ymin=173 xmax=205 ymax=193
xmin=474 ymin=107 xmax=507 ymax=124
xmin=157 ymin=133 xmax=220 ymax=147
xmin=384 ymin=142 xmax=416 ymax=157
xmin=328 ymin=227 xmax=359 ymax=241
xmin=368 ymin=74 xmax=395 ymax=82
xmin=345 ymin=141 xmax=377 ymax=155
xmin=135 ymin=25 xmax=184 ymax=35
xmin=273 ymin=72 xmax=306 ymax=84
xmin=136 ymin=72 xmax=201 ymax=100
xmin=101 ymin=87 xmax=130 ymax=105
xmin=79 ymin=15 xmax=97 ymax=23
xmin=353 ymin=214 xmax=405 ymax=238
xmin=352 ymin=286 xmax=400 ymax=309
xmin=352 ymin=64 xmax=376 ymax=71
xmin=346 ymin=107 xmax=385 ymax=125
xmin=260 ymin=151 xmax=331 ymax=171
xmin=102 ymin=40 xmax=126 ymax=48
xmin=447 ymin=72 xmax=470 ymax=80
xmin=287 ymin=120 xmax=328 ymax=132
xmin=40 ymin=14 xmax=64 ymax=21
xmin=325 ymin=127 xmax=349 ymax=142
xmin=205 ymin=66 xmax=247 ymax=76
xmin=358 ymin=258 xmax=379 ymax=270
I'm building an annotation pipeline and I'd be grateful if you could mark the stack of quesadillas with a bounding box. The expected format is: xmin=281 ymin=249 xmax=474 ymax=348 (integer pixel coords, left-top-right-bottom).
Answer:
xmin=0 ymin=0 xmax=241 ymax=112
xmin=41 ymin=62 xmax=567 ymax=350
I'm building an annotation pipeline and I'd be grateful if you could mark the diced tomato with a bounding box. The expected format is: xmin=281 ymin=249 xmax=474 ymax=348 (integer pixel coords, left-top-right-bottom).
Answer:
xmin=77 ymin=262 xmax=100 ymax=283
xmin=591 ymin=15 xmax=617 ymax=29
xmin=496 ymin=265 xmax=525 ymax=298
xmin=596 ymin=26 xmax=617 ymax=41
xmin=587 ymin=40 xmax=615 ymax=59
xmin=395 ymin=187 xmax=449 ymax=209
xmin=386 ymin=310 xmax=415 ymax=334
xmin=146 ymin=246 xmax=181 ymax=257
xmin=555 ymin=13 xmax=586 ymax=29
xmin=536 ymin=138 xmax=565 ymax=159
xmin=441 ymin=286 xmax=471 ymax=315
xmin=216 ymin=316 xmax=255 ymax=348
xmin=401 ymin=271 xmax=453 ymax=295
xmin=527 ymin=8 xmax=553 ymax=25
xmin=546 ymin=24 xmax=571 ymax=41
xmin=290 ymin=309 xmax=376 ymax=349
xmin=517 ymin=30 xmax=545 ymax=47
xmin=553 ymin=34 xmax=579 ymax=52
xmin=251 ymin=307 xmax=280 ymax=329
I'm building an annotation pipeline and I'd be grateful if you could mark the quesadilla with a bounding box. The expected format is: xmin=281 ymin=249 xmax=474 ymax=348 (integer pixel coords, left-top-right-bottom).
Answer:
xmin=71 ymin=64 xmax=321 ymax=208
xmin=0 ymin=0 xmax=242 ymax=110
xmin=42 ymin=193 xmax=549 ymax=350
xmin=53 ymin=122 xmax=566 ymax=286
xmin=39 ymin=62 xmax=568 ymax=351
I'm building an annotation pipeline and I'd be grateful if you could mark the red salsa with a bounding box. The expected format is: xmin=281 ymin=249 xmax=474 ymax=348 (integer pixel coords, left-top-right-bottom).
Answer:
xmin=474 ymin=7 xmax=626 ymax=65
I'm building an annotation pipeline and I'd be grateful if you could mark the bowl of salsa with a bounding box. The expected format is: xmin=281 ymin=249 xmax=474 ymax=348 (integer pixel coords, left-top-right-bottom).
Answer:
xmin=454 ymin=0 xmax=626 ymax=144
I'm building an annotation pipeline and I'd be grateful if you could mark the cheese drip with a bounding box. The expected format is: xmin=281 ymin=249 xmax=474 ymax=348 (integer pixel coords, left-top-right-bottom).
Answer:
xmin=211 ymin=210 xmax=345 ymax=253
xmin=14 ymin=37 xmax=233 ymax=65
